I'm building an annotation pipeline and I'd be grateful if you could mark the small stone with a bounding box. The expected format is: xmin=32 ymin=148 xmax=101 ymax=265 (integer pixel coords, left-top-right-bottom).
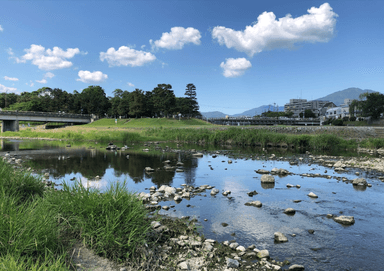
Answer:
xmin=284 ymin=208 xmax=296 ymax=215
xmin=261 ymin=174 xmax=275 ymax=183
xmin=226 ymin=258 xmax=240 ymax=268
xmin=308 ymin=192 xmax=318 ymax=198
xmin=308 ymin=229 xmax=315 ymax=234
xmin=274 ymin=232 xmax=288 ymax=242
xmin=289 ymin=264 xmax=305 ymax=270
xmin=257 ymin=249 xmax=269 ymax=259
xmin=333 ymin=215 xmax=355 ymax=225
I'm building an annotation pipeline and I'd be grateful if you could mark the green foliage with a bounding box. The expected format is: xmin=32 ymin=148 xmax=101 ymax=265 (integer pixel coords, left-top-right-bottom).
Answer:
xmin=299 ymin=109 xmax=317 ymax=118
xmin=332 ymin=119 xmax=344 ymax=126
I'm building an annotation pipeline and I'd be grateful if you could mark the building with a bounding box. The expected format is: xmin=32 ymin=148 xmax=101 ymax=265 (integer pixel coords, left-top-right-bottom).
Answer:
xmin=284 ymin=99 xmax=331 ymax=117
xmin=324 ymin=99 xmax=352 ymax=119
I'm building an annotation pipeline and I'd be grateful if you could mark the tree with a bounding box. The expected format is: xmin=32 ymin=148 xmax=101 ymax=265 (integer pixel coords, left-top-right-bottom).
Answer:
xmin=151 ymin=84 xmax=176 ymax=117
xmin=129 ymin=89 xmax=146 ymax=118
xmin=360 ymin=92 xmax=384 ymax=119
xmin=80 ymin=86 xmax=110 ymax=117
xmin=109 ymin=89 xmax=123 ymax=117
xmin=118 ymin=91 xmax=130 ymax=117
xmin=299 ymin=109 xmax=316 ymax=118
xmin=184 ymin=83 xmax=199 ymax=117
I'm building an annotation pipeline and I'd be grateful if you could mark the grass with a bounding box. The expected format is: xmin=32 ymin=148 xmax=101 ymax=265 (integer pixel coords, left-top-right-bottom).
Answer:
xmin=0 ymin=159 xmax=152 ymax=270
xmin=86 ymin=117 xmax=211 ymax=128
xmin=143 ymin=127 xmax=357 ymax=150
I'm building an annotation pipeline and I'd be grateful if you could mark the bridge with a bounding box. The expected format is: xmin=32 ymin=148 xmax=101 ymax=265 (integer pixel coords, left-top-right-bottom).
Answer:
xmin=207 ymin=117 xmax=321 ymax=126
xmin=0 ymin=111 xmax=95 ymax=132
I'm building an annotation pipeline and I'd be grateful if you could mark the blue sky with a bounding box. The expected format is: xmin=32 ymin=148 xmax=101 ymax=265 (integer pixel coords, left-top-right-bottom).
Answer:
xmin=0 ymin=0 xmax=383 ymax=115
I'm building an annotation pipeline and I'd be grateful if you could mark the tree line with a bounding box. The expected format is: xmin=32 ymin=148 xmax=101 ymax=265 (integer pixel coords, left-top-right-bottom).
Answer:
xmin=0 ymin=83 xmax=201 ymax=118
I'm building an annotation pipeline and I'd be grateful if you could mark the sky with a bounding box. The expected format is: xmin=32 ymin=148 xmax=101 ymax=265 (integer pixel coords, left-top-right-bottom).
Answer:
xmin=0 ymin=0 xmax=383 ymax=115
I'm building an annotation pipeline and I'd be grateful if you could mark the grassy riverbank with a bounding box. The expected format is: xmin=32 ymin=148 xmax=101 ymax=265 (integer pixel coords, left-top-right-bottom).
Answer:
xmin=0 ymin=159 xmax=152 ymax=270
xmin=2 ymin=118 xmax=384 ymax=150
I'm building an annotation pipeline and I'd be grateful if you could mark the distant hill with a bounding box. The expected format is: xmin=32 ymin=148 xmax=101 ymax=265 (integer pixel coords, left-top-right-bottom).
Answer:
xmin=200 ymin=111 xmax=227 ymax=119
xmin=232 ymin=105 xmax=284 ymax=117
xmin=201 ymin=105 xmax=284 ymax=118
xmin=315 ymin=87 xmax=376 ymax=106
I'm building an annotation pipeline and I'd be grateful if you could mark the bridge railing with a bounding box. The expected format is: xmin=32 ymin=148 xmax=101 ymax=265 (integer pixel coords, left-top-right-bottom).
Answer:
xmin=0 ymin=110 xmax=92 ymax=119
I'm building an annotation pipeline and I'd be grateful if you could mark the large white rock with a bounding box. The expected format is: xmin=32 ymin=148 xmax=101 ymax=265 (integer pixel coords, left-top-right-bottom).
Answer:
xmin=274 ymin=232 xmax=288 ymax=242
xmin=352 ymin=178 xmax=367 ymax=186
xmin=164 ymin=186 xmax=176 ymax=195
xmin=257 ymin=249 xmax=269 ymax=259
xmin=261 ymin=174 xmax=275 ymax=183
xmin=333 ymin=215 xmax=355 ymax=225
xmin=308 ymin=192 xmax=318 ymax=198
xmin=289 ymin=264 xmax=305 ymax=271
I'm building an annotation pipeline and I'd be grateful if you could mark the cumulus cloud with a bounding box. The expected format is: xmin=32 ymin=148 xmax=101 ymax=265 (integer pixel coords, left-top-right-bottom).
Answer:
xmin=76 ymin=70 xmax=108 ymax=83
xmin=220 ymin=58 xmax=252 ymax=77
xmin=4 ymin=76 xmax=19 ymax=81
xmin=36 ymin=79 xmax=47 ymax=84
xmin=151 ymin=27 xmax=201 ymax=50
xmin=15 ymin=44 xmax=80 ymax=70
xmin=100 ymin=46 xmax=156 ymax=67
xmin=44 ymin=72 xmax=55 ymax=79
xmin=127 ymin=82 xmax=135 ymax=87
xmin=0 ymin=84 xmax=17 ymax=93
xmin=212 ymin=3 xmax=337 ymax=57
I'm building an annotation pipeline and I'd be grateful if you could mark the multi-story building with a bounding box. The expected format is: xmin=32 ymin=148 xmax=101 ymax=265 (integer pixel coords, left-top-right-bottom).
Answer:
xmin=284 ymin=99 xmax=331 ymax=117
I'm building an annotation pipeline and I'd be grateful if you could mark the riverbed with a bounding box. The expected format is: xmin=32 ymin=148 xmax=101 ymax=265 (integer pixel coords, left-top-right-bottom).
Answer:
xmin=1 ymin=139 xmax=383 ymax=271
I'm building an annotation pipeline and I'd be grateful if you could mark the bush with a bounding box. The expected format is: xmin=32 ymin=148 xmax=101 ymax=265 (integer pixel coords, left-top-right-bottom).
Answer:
xmin=332 ymin=119 xmax=344 ymax=126
xmin=349 ymin=116 xmax=356 ymax=121
xmin=342 ymin=116 xmax=349 ymax=121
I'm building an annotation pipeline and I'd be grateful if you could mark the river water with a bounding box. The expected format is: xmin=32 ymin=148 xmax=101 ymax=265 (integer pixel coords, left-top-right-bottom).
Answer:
xmin=1 ymin=139 xmax=383 ymax=271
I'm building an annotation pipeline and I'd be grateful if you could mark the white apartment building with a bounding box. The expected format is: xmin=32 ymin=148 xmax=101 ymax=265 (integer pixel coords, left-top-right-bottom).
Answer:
xmin=284 ymin=99 xmax=331 ymax=117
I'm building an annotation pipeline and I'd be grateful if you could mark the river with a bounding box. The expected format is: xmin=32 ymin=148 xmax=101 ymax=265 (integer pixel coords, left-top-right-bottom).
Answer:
xmin=1 ymin=139 xmax=383 ymax=271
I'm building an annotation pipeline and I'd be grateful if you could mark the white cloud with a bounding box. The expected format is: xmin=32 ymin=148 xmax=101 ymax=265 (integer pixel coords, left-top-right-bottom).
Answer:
xmin=36 ymin=79 xmax=47 ymax=84
xmin=220 ymin=58 xmax=252 ymax=77
xmin=26 ymin=80 xmax=34 ymax=87
xmin=4 ymin=76 xmax=19 ymax=81
xmin=212 ymin=3 xmax=337 ymax=57
xmin=76 ymin=70 xmax=108 ymax=83
xmin=0 ymin=25 xmax=3 ymax=32
xmin=127 ymin=82 xmax=135 ymax=87
xmin=7 ymin=48 xmax=14 ymax=56
xmin=151 ymin=27 xmax=201 ymax=50
xmin=15 ymin=44 xmax=80 ymax=70
xmin=44 ymin=72 xmax=55 ymax=79
xmin=0 ymin=84 xmax=17 ymax=93
xmin=100 ymin=46 xmax=156 ymax=67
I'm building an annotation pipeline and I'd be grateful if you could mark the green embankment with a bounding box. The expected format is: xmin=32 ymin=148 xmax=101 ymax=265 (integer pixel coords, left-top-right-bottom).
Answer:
xmin=85 ymin=118 xmax=211 ymax=128
xmin=2 ymin=118 xmax=384 ymax=150
xmin=0 ymin=159 xmax=151 ymax=270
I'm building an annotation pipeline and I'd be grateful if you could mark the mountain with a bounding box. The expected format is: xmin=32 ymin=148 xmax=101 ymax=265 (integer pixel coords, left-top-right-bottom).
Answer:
xmin=200 ymin=111 xmax=227 ymax=119
xmin=232 ymin=105 xmax=284 ymax=117
xmin=201 ymin=105 xmax=284 ymax=119
xmin=315 ymin=87 xmax=376 ymax=106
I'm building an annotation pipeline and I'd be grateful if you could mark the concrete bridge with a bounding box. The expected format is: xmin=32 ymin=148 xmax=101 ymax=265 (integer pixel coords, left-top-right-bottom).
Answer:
xmin=0 ymin=111 xmax=95 ymax=132
xmin=207 ymin=117 xmax=321 ymax=126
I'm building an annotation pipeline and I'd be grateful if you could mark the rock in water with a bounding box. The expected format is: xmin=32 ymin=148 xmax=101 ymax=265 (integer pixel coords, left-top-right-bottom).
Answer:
xmin=261 ymin=174 xmax=275 ymax=183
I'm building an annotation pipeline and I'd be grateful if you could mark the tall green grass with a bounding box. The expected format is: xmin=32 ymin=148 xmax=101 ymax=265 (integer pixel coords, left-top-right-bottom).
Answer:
xmin=86 ymin=117 xmax=211 ymax=128
xmin=2 ymin=129 xmax=145 ymax=144
xmin=144 ymin=127 xmax=357 ymax=150
xmin=0 ymin=159 xmax=151 ymax=269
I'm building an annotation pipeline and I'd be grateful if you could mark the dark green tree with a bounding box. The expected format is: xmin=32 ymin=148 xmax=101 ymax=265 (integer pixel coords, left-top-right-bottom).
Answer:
xmin=299 ymin=109 xmax=317 ymax=118
xmin=118 ymin=91 xmax=130 ymax=117
xmin=184 ymin=83 xmax=199 ymax=117
xmin=80 ymin=86 xmax=110 ymax=117
xmin=129 ymin=89 xmax=145 ymax=118
xmin=360 ymin=92 xmax=384 ymax=119
xmin=151 ymin=84 xmax=176 ymax=117
xmin=109 ymin=89 xmax=123 ymax=117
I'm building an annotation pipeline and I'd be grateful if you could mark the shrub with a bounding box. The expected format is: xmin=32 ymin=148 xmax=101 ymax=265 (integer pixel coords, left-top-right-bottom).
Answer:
xmin=332 ymin=119 xmax=344 ymax=126
xmin=349 ymin=116 xmax=356 ymax=121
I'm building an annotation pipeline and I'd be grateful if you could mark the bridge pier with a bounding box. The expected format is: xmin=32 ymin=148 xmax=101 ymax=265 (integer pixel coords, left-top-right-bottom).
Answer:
xmin=1 ymin=120 xmax=19 ymax=132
